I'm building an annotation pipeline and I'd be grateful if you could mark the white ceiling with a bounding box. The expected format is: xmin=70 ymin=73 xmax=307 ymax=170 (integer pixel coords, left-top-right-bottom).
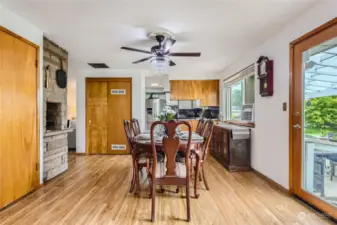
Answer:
xmin=1 ymin=0 xmax=317 ymax=79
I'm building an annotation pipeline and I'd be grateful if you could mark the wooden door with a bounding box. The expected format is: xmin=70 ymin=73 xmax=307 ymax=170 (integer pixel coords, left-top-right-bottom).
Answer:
xmin=86 ymin=78 xmax=132 ymax=155
xmin=86 ymin=81 xmax=108 ymax=154
xmin=290 ymin=18 xmax=337 ymax=220
xmin=0 ymin=27 xmax=39 ymax=209
xmin=107 ymin=79 xmax=132 ymax=154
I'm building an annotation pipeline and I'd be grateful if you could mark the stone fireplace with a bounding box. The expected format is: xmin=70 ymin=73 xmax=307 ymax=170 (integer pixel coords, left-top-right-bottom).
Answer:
xmin=46 ymin=102 xmax=62 ymax=131
xmin=43 ymin=37 xmax=72 ymax=182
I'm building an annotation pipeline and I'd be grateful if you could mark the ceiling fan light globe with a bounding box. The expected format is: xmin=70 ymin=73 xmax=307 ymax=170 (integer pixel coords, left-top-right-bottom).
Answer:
xmin=150 ymin=56 xmax=169 ymax=74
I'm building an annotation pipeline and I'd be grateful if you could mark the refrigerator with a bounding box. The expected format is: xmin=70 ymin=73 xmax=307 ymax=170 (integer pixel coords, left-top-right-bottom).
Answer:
xmin=146 ymin=99 xmax=166 ymax=129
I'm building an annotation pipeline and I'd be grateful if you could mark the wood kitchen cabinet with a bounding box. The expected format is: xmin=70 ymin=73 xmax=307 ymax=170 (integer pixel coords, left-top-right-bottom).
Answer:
xmin=178 ymin=120 xmax=199 ymax=132
xmin=170 ymin=80 xmax=219 ymax=106
xmin=200 ymin=80 xmax=219 ymax=107
xmin=190 ymin=120 xmax=199 ymax=131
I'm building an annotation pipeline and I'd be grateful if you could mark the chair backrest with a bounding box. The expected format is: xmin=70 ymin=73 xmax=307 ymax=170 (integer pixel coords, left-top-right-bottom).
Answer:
xmin=200 ymin=120 xmax=214 ymax=161
xmin=131 ymin=118 xmax=141 ymax=136
xmin=201 ymin=119 xmax=211 ymax=136
xmin=123 ymin=119 xmax=134 ymax=152
xmin=150 ymin=121 xmax=192 ymax=178
xmin=196 ymin=119 xmax=205 ymax=135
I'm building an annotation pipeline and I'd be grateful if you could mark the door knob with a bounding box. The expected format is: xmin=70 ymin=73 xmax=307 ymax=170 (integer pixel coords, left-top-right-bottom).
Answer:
xmin=293 ymin=124 xmax=301 ymax=129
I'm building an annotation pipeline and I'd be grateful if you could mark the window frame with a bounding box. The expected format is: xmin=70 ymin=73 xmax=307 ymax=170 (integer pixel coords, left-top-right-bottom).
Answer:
xmin=222 ymin=64 xmax=256 ymax=127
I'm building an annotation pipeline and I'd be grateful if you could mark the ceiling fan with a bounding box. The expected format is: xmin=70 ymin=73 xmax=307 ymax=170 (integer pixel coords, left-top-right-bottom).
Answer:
xmin=121 ymin=34 xmax=201 ymax=67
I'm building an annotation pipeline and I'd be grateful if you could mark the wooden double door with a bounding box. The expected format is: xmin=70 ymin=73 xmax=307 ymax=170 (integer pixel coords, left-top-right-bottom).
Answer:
xmin=86 ymin=78 xmax=132 ymax=154
xmin=0 ymin=27 xmax=39 ymax=209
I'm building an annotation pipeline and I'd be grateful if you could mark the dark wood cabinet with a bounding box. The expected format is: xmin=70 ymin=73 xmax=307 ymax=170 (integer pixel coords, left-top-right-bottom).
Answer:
xmin=210 ymin=125 xmax=251 ymax=171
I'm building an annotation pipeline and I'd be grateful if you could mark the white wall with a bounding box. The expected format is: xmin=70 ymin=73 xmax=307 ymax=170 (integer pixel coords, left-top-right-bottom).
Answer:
xmin=220 ymin=1 xmax=337 ymax=189
xmin=0 ymin=3 xmax=44 ymax=184
xmin=76 ymin=70 xmax=146 ymax=153
xmin=67 ymin=78 xmax=76 ymax=119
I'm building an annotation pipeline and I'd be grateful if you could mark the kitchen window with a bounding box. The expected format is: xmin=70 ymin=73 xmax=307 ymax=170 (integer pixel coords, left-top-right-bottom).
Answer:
xmin=223 ymin=64 xmax=255 ymax=124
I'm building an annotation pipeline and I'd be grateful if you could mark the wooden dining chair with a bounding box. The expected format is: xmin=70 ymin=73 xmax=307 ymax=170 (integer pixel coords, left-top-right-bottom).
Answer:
xmin=131 ymin=118 xmax=141 ymax=136
xmin=200 ymin=119 xmax=211 ymax=136
xmin=148 ymin=121 xmax=192 ymax=222
xmin=123 ymin=120 xmax=148 ymax=194
xmin=195 ymin=119 xmax=205 ymax=135
xmin=191 ymin=120 xmax=214 ymax=198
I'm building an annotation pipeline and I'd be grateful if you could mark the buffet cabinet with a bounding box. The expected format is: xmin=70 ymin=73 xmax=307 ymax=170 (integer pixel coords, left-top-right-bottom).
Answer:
xmin=210 ymin=124 xmax=251 ymax=171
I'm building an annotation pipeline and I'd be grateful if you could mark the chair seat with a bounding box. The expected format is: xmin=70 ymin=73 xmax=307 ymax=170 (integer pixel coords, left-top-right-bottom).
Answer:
xmin=156 ymin=161 xmax=187 ymax=178
xmin=138 ymin=154 xmax=147 ymax=164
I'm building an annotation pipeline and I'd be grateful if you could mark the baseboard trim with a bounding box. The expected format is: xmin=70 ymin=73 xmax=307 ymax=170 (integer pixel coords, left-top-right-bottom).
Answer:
xmin=252 ymin=169 xmax=290 ymax=195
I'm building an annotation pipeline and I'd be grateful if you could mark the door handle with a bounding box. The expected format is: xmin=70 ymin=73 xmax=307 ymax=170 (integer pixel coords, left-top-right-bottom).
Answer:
xmin=293 ymin=124 xmax=301 ymax=129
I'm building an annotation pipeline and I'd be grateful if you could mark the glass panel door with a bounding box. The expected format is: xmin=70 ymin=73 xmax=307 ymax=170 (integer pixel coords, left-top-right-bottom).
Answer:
xmin=302 ymin=36 xmax=337 ymax=207
xmin=291 ymin=20 xmax=337 ymax=221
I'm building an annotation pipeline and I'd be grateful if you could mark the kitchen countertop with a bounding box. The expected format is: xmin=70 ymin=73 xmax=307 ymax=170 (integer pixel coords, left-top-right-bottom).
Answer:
xmin=215 ymin=123 xmax=251 ymax=139
xmin=215 ymin=123 xmax=250 ymax=130
xmin=177 ymin=118 xmax=219 ymax=121
xmin=177 ymin=118 xmax=201 ymax=120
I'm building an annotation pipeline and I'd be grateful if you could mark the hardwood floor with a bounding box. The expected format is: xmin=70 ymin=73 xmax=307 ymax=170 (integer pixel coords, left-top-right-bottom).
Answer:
xmin=0 ymin=154 xmax=334 ymax=225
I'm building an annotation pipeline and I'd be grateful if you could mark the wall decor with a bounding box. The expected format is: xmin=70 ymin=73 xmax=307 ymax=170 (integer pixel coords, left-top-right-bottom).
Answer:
xmin=56 ymin=58 xmax=67 ymax=88
xmin=257 ymin=56 xmax=273 ymax=97
xmin=44 ymin=65 xmax=50 ymax=88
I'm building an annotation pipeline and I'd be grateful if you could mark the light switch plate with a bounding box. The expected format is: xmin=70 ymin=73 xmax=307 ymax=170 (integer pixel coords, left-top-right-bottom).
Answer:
xmin=283 ymin=102 xmax=287 ymax=111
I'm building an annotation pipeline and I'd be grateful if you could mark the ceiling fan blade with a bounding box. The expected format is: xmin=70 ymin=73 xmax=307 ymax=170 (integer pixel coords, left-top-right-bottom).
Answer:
xmin=163 ymin=38 xmax=176 ymax=53
xmin=121 ymin=46 xmax=151 ymax=54
xmin=170 ymin=52 xmax=201 ymax=57
xmin=169 ymin=60 xmax=176 ymax=66
xmin=132 ymin=56 xmax=152 ymax=64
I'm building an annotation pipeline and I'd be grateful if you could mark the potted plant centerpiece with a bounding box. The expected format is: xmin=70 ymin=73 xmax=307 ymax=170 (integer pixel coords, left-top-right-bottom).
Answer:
xmin=157 ymin=106 xmax=177 ymax=135
xmin=158 ymin=106 xmax=176 ymax=121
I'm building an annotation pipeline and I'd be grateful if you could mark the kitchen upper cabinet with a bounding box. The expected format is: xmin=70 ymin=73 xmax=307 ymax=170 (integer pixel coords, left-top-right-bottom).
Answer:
xmin=170 ymin=80 xmax=219 ymax=106
xmin=170 ymin=80 xmax=197 ymax=100
xmin=199 ymin=80 xmax=219 ymax=106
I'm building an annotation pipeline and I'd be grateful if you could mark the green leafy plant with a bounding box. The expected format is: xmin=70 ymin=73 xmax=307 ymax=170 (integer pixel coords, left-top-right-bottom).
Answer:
xmin=305 ymin=96 xmax=337 ymax=137
xmin=158 ymin=106 xmax=176 ymax=121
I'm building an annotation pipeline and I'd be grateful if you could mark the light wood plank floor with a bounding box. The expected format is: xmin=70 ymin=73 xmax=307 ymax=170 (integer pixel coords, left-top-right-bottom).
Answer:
xmin=0 ymin=154 xmax=334 ymax=225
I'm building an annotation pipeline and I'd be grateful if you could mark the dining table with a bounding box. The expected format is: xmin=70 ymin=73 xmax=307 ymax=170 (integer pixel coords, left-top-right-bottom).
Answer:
xmin=131 ymin=130 xmax=205 ymax=196
xmin=133 ymin=130 xmax=204 ymax=151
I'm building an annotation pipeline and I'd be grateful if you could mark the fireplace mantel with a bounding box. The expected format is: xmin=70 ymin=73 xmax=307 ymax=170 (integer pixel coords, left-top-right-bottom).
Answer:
xmin=44 ymin=128 xmax=74 ymax=137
